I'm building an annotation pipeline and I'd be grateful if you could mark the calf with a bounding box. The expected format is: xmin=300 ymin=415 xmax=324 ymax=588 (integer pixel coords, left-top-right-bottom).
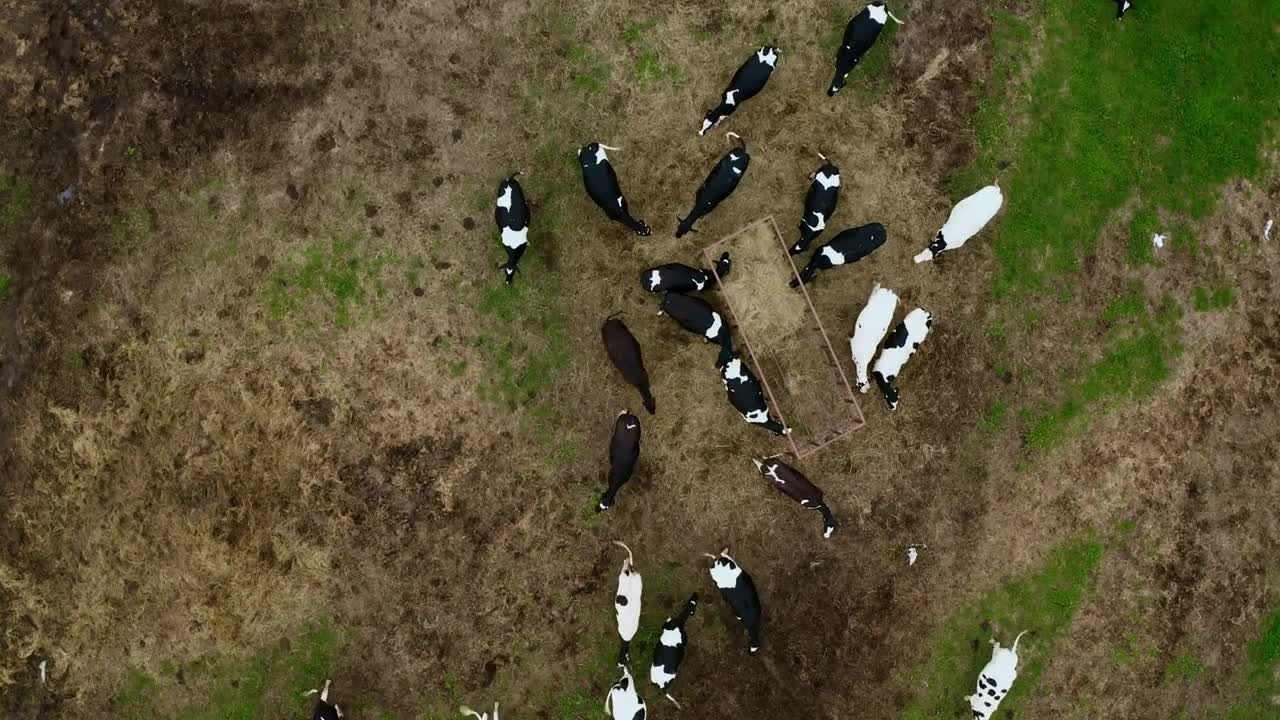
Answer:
xmin=579 ymin=143 xmax=652 ymax=236
xmin=913 ymin=185 xmax=1004 ymax=264
xmin=850 ymin=282 xmax=899 ymax=392
xmin=791 ymin=154 xmax=842 ymax=255
xmin=459 ymin=703 xmax=500 ymax=720
xmin=717 ymin=344 xmax=790 ymax=436
xmin=871 ymin=308 xmax=932 ymax=411
xmin=602 ymin=316 xmax=657 ymax=414
xmin=791 ymin=222 xmax=888 ymax=287
xmin=650 ymin=593 xmax=699 ymax=706
xmin=307 ymin=679 xmax=343 ymax=720
xmin=599 ymin=412 xmax=641 ymax=511
xmin=1115 ymin=0 xmax=1132 ymax=19
xmin=493 ymin=175 xmax=530 ymax=284
xmin=604 ymin=666 xmax=646 ymax=720
xmin=676 ymin=133 xmax=750 ymax=238
xmin=752 ymin=457 xmax=838 ymax=538
xmin=966 ymin=631 xmax=1028 ymax=720
xmin=828 ymin=2 xmax=903 ymax=96
xmin=612 ymin=541 xmax=643 ymax=665
xmin=700 ymin=46 xmax=780 ymax=136
xmin=705 ymin=550 xmax=763 ymax=652
xmin=640 ymin=252 xmax=732 ymax=293
xmin=658 ymin=292 xmax=729 ymax=346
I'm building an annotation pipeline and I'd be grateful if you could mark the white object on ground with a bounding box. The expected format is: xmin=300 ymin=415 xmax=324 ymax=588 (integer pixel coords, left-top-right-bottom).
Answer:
xmin=1152 ymin=233 xmax=1166 ymax=250
xmin=906 ymin=544 xmax=927 ymax=566
xmin=38 ymin=660 xmax=46 ymax=683
xmin=1265 ymin=218 xmax=1273 ymax=241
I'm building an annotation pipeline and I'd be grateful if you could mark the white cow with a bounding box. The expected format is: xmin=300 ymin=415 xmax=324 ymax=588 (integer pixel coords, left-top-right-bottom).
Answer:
xmin=871 ymin=308 xmax=932 ymax=410
xmin=604 ymin=665 xmax=647 ymax=720
xmin=966 ymin=631 xmax=1028 ymax=720
xmin=613 ymin=541 xmax=643 ymax=666
xmin=849 ymin=283 xmax=899 ymax=393
xmin=914 ymin=185 xmax=1004 ymax=263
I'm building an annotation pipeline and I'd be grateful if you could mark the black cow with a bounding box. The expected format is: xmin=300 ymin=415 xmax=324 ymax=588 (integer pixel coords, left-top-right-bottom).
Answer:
xmin=699 ymin=46 xmax=780 ymax=136
xmin=706 ymin=550 xmax=763 ymax=653
xmin=791 ymin=154 xmax=842 ymax=255
xmin=494 ymin=175 xmax=530 ymax=284
xmin=828 ymin=2 xmax=902 ymax=97
xmin=1114 ymin=0 xmax=1132 ymax=18
xmin=308 ymin=679 xmax=343 ymax=720
xmin=676 ymin=133 xmax=750 ymax=238
xmin=599 ymin=411 xmax=641 ymax=512
xmin=717 ymin=344 xmax=789 ymax=436
xmin=640 ymin=252 xmax=731 ymax=293
xmin=602 ymin=316 xmax=657 ymax=414
xmin=791 ymin=222 xmax=887 ymax=287
xmin=650 ymin=593 xmax=698 ymax=705
xmin=752 ymin=458 xmax=838 ymax=538
xmin=579 ymin=142 xmax=651 ymax=236
xmin=658 ymin=292 xmax=729 ymax=346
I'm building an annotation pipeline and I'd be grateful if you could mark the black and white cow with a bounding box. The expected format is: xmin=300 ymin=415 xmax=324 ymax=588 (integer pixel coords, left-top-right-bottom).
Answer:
xmin=650 ymin=593 xmax=698 ymax=706
xmin=699 ymin=46 xmax=780 ymax=136
xmin=850 ymin=282 xmax=899 ymax=392
xmin=828 ymin=2 xmax=903 ymax=96
xmin=602 ymin=316 xmax=657 ymax=414
xmin=640 ymin=252 xmax=732 ymax=294
xmin=494 ymin=175 xmax=530 ymax=284
xmin=308 ymin=679 xmax=343 ymax=720
xmin=966 ymin=631 xmax=1028 ymax=720
xmin=459 ymin=703 xmax=500 ymax=720
xmin=752 ymin=458 xmax=839 ymax=538
xmin=604 ymin=665 xmax=646 ymax=720
xmin=791 ymin=222 xmax=888 ymax=287
xmin=612 ymin=541 xmax=643 ymax=666
xmin=676 ymin=133 xmax=750 ymax=238
xmin=658 ymin=292 xmax=729 ymax=346
xmin=1115 ymin=0 xmax=1132 ymax=19
xmin=871 ymin=308 xmax=932 ymax=411
xmin=717 ymin=344 xmax=790 ymax=436
xmin=599 ymin=412 xmax=641 ymax=512
xmin=579 ymin=143 xmax=652 ymax=236
xmin=791 ymin=154 xmax=842 ymax=255
xmin=706 ymin=550 xmax=763 ymax=652
xmin=914 ymin=184 xmax=1004 ymax=264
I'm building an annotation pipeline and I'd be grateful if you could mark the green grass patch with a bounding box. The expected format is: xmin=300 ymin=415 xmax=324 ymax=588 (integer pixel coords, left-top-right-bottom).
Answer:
xmin=1223 ymin=604 xmax=1280 ymax=719
xmin=110 ymin=623 xmax=340 ymax=720
xmin=982 ymin=401 xmax=1009 ymax=433
xmin=620 ymin=19 xmax=682 ymax=87
xmin=1164 ymin=651 xmax=1204 ymax=681
xmin=0 ymin=172 xmax=33 ymax=240
xmin=264 ymin=234 xmax=394 ymax=327
xmin=902 ymin=536 xmax=1104 ymax=720
xmin=567 ymin=44 xmax=610 ymax=95
xmin=972 ymin=2 xmax=1280 ymax=295
xmin=0 ymin=275 xmax=10 ymax=298
xmin=1191 ymin=284 xmax=1233 ymax=312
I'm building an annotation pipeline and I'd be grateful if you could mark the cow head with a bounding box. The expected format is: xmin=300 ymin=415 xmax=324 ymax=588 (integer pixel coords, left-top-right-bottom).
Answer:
xmin=713 ymin=251 xmax=732 ymax=279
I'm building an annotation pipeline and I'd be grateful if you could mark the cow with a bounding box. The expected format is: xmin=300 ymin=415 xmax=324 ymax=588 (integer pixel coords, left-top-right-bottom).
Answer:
xmin=640 ymin=252 xmax=732 ymax=293
xmin=599 ymin=411 xmax=641 ymax=512
xmin=717 ymin=343 xmax=790 ymax=436
xmin=604 ymin=665 xmax=647 ymax=720
xmin=658 ymin=292 xmax=729 ymax=346
xmin=705 ymin=549 xmax=763 ymax=652
xmin=966 ymin=631 xmax=1028 ymax=720
xmin=306 ymin=679 xmax=343 ymax=720
xmin=791 ymin=153 xmax=842 ymax=255
xmin=871 ymin=308 xmax=932 ymax=411
xmin=913 ymin=185 xmax=1004 ymax=263
xmin=676 ymin=133 xmax=750 ymax=238
xmin=650 ymin=593 xmax=699 ymax=707
xmin=612 ymin=541 xmax=643 ymax=666
xmin=602 ymin=316 xmax=657 ymax=414
xmin=459 ymin=703 xmax=500 ymax=720
xmin=791 ymin=222 xmax=888 ymax=287
xmin=699 ymin=46 xmax=780 ymax=136
xmin=493 ymin=175 xmax=530 ymax=284
xmin=752 ymin=457 xmax=839 ymax=538
xmin=578 ymin=143 xmax=652 ymax=236
xmin=1115 ymin=1 xmax=1132 ymax=19
xmin=828 ymin=2 xmax=903 ymax=96
xmin=850 ymin=283 xmax=899 ymax=392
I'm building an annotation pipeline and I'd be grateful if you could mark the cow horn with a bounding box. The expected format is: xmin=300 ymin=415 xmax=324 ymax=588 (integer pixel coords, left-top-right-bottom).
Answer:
xmin=598 ymin=143 xmax=622 ymax=151
xmin=817 ymin=151 xmax=827 ymax=162
xmin=886 ymin=9 xmax=904 ymax=24
xmin=725 ymin=131 xmax=742 ymax=146
xmin=701 ymin=553 xmax=719 ymax=560
xmin=751 ymin=458 xmax=763 ymax=471
xmin=613 ymin=540 xmax=634 ymax=567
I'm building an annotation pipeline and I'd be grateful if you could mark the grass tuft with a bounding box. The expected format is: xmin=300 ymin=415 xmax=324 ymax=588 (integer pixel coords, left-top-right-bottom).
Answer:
xmin=264 ymin=234 xmax=394 ymax=328
xmin=1224 ymin=604 xmax=1280 ymax=719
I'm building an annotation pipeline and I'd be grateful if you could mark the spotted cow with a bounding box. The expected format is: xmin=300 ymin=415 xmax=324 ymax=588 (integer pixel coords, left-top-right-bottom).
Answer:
xmin=871 ymin=308 xmax=932 ymax=410
xmin=700 ymin=46 xmax=779 ymax=135
xmin=965 ymin=631 xmax=1028 ymax=720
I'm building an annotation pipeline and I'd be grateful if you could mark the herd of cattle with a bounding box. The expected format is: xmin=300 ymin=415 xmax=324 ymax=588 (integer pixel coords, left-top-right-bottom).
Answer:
xmin=311 ymin=1 xmax=1139 ymax=719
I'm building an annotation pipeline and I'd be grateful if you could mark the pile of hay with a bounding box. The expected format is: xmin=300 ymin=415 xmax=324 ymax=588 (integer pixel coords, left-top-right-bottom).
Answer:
xmin=712 ymin=219 xmax=807 ymax=344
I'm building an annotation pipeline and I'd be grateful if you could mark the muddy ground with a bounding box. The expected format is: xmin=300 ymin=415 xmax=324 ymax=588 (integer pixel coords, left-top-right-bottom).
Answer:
xmin=0 ymin=1 xmax=1276 ymax=718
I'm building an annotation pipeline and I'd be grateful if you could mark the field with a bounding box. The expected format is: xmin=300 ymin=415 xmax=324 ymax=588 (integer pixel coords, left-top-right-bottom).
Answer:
xmin=1 ymin=1 xmax=1278 ymax=718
